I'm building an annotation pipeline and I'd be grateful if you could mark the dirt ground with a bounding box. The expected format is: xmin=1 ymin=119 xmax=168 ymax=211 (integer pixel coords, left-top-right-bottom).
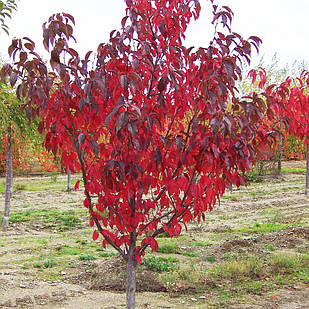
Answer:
xmin=0 ymin=161 xmax=308 ymax=308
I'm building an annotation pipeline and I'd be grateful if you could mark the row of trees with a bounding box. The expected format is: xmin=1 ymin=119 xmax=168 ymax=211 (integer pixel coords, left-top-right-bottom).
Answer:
xmin=1 ymin=0 xmax=308 ymax=308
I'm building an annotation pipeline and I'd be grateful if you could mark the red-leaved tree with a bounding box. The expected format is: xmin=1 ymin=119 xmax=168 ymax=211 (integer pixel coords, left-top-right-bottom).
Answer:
xmin=1 ymin=0 xmax=279 ymax=307
xmin=249 ymin=67 xmax=309 ymax=190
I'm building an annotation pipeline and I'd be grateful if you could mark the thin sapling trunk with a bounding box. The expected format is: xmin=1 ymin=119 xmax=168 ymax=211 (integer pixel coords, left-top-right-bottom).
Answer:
xmin=3 ymin=126 xmax=12 ymax=227
xmin=277 ymin=119 xmax=283 ymax=175
xmin=67 ymin=167 xmax=72 ymax=192
xmin=305 ymin=143 xmax=309 ymax=195
xmin=126 ymin=233 xmax=137 ymax=309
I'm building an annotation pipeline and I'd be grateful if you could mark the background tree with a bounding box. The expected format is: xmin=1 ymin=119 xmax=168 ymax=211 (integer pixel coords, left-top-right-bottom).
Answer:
xmin=248 ymin=67 xmax=309 ymax=192
xmin=239 ymin=57 xmax=308 ymax=176
xmin=0 ymin=0 xmax=18 ymax=35
xmin=0 ymin=76 xmax=42 ymax=226
xmin=1 ymin=0 xmax=291 ymax=308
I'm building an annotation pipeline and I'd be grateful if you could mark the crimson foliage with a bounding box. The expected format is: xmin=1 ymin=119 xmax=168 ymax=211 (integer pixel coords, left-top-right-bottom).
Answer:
xmin=2 ymin=0 xmax=272 ymax=262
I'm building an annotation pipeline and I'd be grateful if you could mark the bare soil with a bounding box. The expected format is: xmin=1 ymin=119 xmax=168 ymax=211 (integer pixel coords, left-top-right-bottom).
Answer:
xmin=0 ymin=161 xmax=308 ymax=308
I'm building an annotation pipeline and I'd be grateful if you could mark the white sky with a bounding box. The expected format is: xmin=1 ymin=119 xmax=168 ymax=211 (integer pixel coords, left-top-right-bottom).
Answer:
xmin=0 ymin=0 xmax=308 ymax=68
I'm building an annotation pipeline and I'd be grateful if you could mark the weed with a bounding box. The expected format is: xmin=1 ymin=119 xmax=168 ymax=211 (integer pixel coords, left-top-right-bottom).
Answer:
xmin=281 ymin=167 xmax=306 ymax=173
xmin=234 ymin=222 xmax=290 ymax=234
xmin=50 ymin=172 xmax=58 ymax=183
xmin=205 ymin=256 xmax=216 ymax=263
xmin=79 ymin=255 xmax=97 ymax=261
xmin=265 ymin=244 xmax=275 ymax=252
xmin=37 ymin=238 xmax=47 ymax=245
xmin=268 ymin=253 xmax=308 ymax=275
xmin=76 ymin=239 xmax=88 ymax=245
xmin=209 ymin=256 xmax=263 ymax=281
xmin=142 ymin=256 xmax=178 ymax=272
xmin=246 ymin=168 xmax=262 ymax=183
xmin=179 ymin=251 xmax=199 ymax=257
xmin=14 ymin=183 xmax=26 ymax=191
xmin=33 ymin=260 xmax=57 ymax=270
xmin=9 ymin=209 xmax=83 ymax=229
xmin=59 ymin=247 xmax=82 ymax=256
xmin=98 ymin=252 xmax=117 ymax=258
xmin=43 ymin=273 xmax=62 ymax=281
xmin=190 ymin=240 xmax=212 ymax=247
xmin=157 ymin=241 xmax=178 ymax=254
xmin=250 ymin=191 xmax=257 ymax=197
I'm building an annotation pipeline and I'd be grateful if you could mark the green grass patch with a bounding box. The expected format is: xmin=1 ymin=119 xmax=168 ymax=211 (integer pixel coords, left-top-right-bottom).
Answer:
xmin=142 ymin=256 xmax=179 ymax=272
xmin=205 ymin=256 xmax=217 ymax=263
xmin=265 ymin=244 xmax=276 ymax=252
xmin=9 ymin=209 xmax=84 ymax=229
xmin=179 ymin=251 xmax=199 ymax=258
xmin=281 ymin=167 xmax=306 ymax=173
xmin=269 ymin=253 xmax=309 ymax=278
xmin=79 ymin=254 xmax=97 ymax=261
xmin=233 ymin=222 xmax=292 ymax=234
xmin=97 ymin=251 xmax=117 ymax=258
xmin=58 ymin=247 xmax=82 ymax=256
xmin=33 ymin=260 xmax=57 ymax=270
xmin=157 ymin=241 xmax=178 ymax=254
xmin=190 ymin=240 xmax=212 ymax=247
xmin=209 ymin=256 xmax=263 ymax=281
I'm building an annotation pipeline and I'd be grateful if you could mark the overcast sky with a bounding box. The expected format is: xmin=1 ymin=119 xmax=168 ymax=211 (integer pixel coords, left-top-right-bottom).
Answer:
xmin=0 ymin=0 xmax=308 ymax=68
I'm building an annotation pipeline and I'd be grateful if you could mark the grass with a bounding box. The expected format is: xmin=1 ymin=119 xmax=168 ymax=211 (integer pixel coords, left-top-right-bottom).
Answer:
xmin=157 ymin=240 xmax=178 ymax=254
xmin=159 ymin=252 xmax=309 ymax=299
xmin=0 ymin=175 xmax=81 ymax=193
xmin=281 ymin=167 xmax=306 ymax=173
xmin=0 ymin=167 xmax=308 ymax=307
xmin=190 ymin=240 xmax=212 ymax=247
xmin=209 ymin=255 xmax=263 ymax=281
xmin=79 ymin=254 xmax=97 ymax=261
xmin=205 ymin=256 xmax=217 ymax=263
xmin=9 ymin=209 xmax=85 ymax=229
xmin=33 ymin=260 xmax=57 ymax=270
xmin=142 ymin=256 xmax=179 ymax=272
xmin=265 ymin=244 xmax=276 ymax=251
xmin=269 ymin=253 xmax=309 ymax=277
xmin=233 ymin=222 xmax=298 ymax=234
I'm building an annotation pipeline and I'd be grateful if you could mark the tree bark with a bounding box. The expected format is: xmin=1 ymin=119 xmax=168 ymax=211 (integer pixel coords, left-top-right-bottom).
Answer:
xmin=126 ymin=233 xmax=137 ymax=309
xmin=277 ymin=119 xmax=283 ymax=175
xmin=67 ymin=167 xmax=71 ymax=192
xmin=305 ymin=143 xmax=309 ymax=195
xmin=3 ymin=127 xmax=12 ymax=227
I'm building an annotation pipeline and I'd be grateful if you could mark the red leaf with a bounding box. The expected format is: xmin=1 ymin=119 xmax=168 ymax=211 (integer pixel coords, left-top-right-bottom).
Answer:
xmin=74 ymin=180 xmax=80 ymax=191
xmin=92 ymin=230 xmax=99 ymax=241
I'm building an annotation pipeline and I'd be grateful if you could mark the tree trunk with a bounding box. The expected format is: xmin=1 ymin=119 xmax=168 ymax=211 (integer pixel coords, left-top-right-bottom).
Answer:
xmin=3 ymin=128 xmax=12 ymax=227
xmin=67 ymin=167 xmax=71 ymax=192
xmin=305 ymin=143 xmax=309 ymax=195
xmin=126 ymin=234 xmax=137 ymax=309
xmin=277 ymin=119 xmax=283 ymax=175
